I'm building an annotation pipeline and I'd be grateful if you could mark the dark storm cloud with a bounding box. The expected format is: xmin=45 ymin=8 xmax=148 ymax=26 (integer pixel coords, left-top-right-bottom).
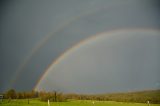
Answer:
xmin=0 ymin=0 xmax=160 ymax=92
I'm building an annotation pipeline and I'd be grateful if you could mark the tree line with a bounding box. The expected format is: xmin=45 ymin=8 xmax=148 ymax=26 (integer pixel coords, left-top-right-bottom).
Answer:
xmin=3 ymin=89 xmax=38 ymax=99
xmin=64 ymin=90 xmax=160 ymax=104
xmin=2 ymin=89 xmax=66 ymax=102
xmin=1 ymin=89 xmax=160 ymax=104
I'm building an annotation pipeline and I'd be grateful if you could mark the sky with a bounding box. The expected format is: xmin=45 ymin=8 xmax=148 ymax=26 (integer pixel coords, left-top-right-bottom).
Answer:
xmin=35 ymin=30 xmax=160 ymax=94
xmin=0 ymin=0 xmax=160 ymax=93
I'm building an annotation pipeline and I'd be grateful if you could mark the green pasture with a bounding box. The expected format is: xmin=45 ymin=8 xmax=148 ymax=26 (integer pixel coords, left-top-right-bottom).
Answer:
xmin=0 ymin=99 xmax=159 ymax=106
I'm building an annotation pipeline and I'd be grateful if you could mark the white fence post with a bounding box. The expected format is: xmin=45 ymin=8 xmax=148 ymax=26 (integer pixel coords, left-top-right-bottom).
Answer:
xmin=147 ymin=101 xmax=150 ymax=106
xmin=48 ymin=99 xmax=50 ymax=106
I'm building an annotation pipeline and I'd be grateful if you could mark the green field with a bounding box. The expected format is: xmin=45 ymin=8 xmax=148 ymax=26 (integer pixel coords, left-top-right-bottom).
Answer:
xmin=0 ymin=99 xmax=160 ymax=106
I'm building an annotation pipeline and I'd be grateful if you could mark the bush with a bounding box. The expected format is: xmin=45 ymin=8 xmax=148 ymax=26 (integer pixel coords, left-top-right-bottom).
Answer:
xmin=39 ymin=91 xmax=66 ymax=102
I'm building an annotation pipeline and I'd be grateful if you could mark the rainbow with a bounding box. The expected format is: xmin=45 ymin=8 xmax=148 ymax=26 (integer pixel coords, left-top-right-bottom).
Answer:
xmin=10 ymin=1 xmax=129 ymax=88
xmin=34 ymin=28 xmax=160 ymax=91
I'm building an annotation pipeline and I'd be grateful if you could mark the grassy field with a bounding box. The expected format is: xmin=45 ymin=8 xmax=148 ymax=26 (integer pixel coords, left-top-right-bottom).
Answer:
xmin=0 ymin=99 xmax=160 ymax=106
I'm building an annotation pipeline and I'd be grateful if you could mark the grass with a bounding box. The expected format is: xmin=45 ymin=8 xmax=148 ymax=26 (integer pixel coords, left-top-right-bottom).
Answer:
xmin=0 ymin=99 xmax=160 ymax=106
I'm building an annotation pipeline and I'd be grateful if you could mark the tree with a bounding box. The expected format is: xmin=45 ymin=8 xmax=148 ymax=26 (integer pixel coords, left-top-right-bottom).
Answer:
xmin=6 ymin=89 xmax=17 ymax=99
xmin=17 ymin=92 xmax=23 ymax=99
